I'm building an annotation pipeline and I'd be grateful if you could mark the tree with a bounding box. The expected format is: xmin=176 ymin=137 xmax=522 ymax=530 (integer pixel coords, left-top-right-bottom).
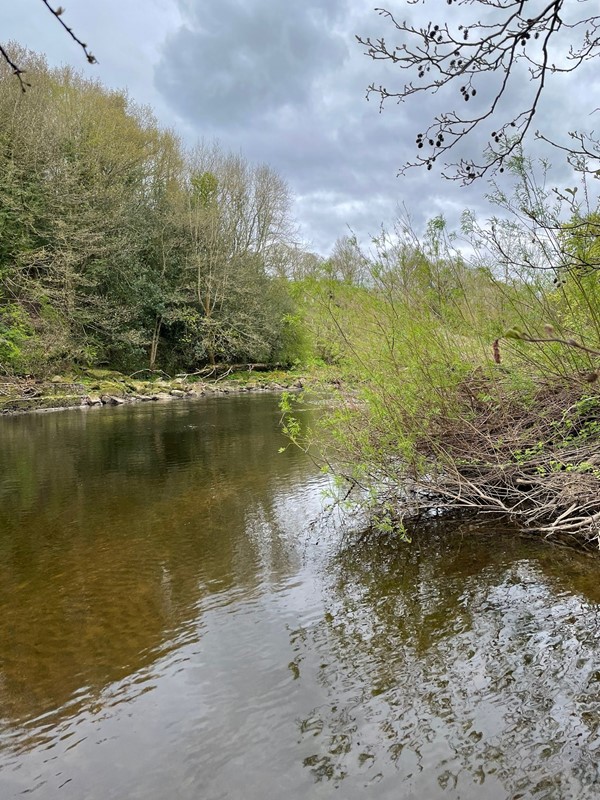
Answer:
xmin=358 ymin=1 xmax=600 ymax=182
xmin=326 ymin=234 xmax=369 ymax=285
xmin=0 ymin=48 xmax=303 ymax=375
xmin=0 ymin=49 xmax=186 ymax=371
xmin=172 ymin=144 xmax=297 ymax=366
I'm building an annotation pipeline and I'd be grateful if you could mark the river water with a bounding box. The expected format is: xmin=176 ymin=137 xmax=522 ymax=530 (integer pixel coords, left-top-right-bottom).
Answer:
xmin=0 ymin=394 xmax=599 ymax=799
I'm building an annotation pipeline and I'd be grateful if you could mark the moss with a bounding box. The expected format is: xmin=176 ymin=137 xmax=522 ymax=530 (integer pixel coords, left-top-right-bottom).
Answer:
xmin=80 ymin=368 xmax=127 ymax=382
xmin=95 ymin=381 xmax=129 ymax=397
xmin=0 ymin=365 xmax=312 ymax=415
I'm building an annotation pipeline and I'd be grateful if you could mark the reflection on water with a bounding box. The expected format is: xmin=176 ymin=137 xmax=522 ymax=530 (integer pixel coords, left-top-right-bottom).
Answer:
xmin=0 ymin=396 xmax=599 ymax=799
xmin=293 ymin=528 xmax=600 ymax=799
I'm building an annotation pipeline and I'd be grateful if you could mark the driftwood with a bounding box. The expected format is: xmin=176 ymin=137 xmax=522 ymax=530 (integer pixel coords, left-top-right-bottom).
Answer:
xmin=176 ymin=363 xmax=287 ymax=380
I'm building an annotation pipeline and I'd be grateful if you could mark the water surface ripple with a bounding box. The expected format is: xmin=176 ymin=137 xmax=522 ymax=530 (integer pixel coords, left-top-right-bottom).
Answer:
xmin=0 ymin=395 xmax=599 ymax=799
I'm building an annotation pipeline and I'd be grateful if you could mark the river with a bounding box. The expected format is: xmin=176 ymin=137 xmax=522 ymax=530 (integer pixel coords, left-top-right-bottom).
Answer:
xmin=0 ymin=394 xmax=599 ymax=799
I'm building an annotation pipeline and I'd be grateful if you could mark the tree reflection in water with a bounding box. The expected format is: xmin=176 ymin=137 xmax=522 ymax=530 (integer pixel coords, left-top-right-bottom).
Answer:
xmin=292 ymin=523 xmax=600 ymax=798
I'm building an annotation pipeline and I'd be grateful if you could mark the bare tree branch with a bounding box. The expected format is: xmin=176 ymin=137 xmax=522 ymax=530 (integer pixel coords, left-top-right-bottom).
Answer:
xmin=39 ymin=1 xmax=96 ymax=64
xmin=0 ymin=43 xmax=31 ymax=92
xmin=1 ymin=1 xmax=96 ymax=91
xmin=357 ymin=0 xmax=600 ymax=182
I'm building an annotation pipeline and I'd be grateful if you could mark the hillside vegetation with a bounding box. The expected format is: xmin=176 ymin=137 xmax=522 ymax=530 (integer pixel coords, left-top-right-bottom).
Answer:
xmin=0 ymin=47 xmax=305 ymax=377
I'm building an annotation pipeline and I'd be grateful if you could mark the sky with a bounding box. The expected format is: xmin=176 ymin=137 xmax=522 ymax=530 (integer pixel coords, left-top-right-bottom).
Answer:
xmin=3 ymin=0 xmax=600 ymax=254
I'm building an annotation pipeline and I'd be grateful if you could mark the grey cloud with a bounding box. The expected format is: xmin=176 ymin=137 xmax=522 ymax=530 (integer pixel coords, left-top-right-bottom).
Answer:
xmin=154 ymin=0 xmax=432 ymax=249
xmin=156 ymin=0 xmax=350 ymax=126
xmin=154 ymin=0 xmax=599 ymax=254
xmin=5 ymin=0 xmax=597 ymax=254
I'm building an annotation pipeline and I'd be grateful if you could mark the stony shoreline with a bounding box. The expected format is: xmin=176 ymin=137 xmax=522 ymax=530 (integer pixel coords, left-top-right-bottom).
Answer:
xmin=0 ymin=370 xmax=305 ymax=415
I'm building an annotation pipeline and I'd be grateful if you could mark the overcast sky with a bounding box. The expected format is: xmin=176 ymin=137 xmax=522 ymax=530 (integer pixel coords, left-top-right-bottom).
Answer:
xmin=4 ymin=0 xmax=600 ymax=254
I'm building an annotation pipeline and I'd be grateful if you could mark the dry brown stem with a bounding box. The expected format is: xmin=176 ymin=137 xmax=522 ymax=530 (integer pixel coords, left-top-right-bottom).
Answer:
xmin=394 ymin=379 xmax=600 ymax=548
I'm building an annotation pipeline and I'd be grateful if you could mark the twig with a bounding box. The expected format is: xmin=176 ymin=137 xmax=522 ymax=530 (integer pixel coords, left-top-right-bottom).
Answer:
xmin=518 ymin=334 xmax=600 ymax=359
xmin=0 ymin=44 xmax=31 ymax=92
xmin=214 ymin=367 xmax=233 ymax=382
xmin=40 ymin=1 xmax=97 ymax=64
xmin=0 ymin=2 xmax=96 ymax=91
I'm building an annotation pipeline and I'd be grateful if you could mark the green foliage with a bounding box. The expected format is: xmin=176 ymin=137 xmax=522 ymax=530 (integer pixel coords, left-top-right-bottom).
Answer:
xmin=0 ymin=47 xmax=304 ymax=376
xmin=0 ymin=303 xmax=33 ymax=371
xmin=286 ymin=174 xmax=600 ymax=531
xmin=191 ymin=171 xmax=219 ymax=209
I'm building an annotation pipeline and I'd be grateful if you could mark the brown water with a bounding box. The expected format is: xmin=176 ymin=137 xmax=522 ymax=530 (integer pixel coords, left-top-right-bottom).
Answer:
xmin=0 ymin=395 xmax=599 ymax=799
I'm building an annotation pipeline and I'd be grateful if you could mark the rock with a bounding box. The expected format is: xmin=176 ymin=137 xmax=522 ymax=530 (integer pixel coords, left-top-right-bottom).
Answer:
xmin=51 ymin=375 xmax=63 ymax=384
xmin=169 ymin=389 xmax=185 ymax=398
xmin=101 ymin=395 xmax=125 ymax=405
xmin=155 ymin=392 xmax=172 ymax=401
xmin=86 ymin=395 xmax=103 ymax=406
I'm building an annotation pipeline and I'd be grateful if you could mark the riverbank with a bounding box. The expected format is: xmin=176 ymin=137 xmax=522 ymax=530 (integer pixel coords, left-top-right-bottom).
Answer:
xmin=311 ymin=373 xmax=600 ymax=552
xmin=0 ymin=367 xmax=306 ymax=415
